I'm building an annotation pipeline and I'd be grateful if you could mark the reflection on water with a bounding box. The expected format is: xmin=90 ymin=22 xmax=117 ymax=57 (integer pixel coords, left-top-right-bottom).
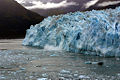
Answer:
xmin=0 ymin=39 xmax=25 ymax=50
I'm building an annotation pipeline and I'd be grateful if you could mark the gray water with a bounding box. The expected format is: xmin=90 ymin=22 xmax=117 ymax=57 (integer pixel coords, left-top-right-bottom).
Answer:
xmin=0 ymin=39 xmax=120 ymax=80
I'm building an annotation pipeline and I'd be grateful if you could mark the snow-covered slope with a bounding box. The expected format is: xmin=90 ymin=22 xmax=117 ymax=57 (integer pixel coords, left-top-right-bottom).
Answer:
xmin=23 ymin=7 xmax=120 ymax=57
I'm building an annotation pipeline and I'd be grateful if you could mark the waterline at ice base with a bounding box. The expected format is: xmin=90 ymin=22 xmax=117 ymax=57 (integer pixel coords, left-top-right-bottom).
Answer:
xmin=23 ymin=6 xmax=120 ymax=57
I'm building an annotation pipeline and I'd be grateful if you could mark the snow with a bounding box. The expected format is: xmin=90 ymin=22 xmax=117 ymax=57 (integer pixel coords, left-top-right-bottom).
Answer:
xmin=23 ymin=6 xmax=120 ymax=57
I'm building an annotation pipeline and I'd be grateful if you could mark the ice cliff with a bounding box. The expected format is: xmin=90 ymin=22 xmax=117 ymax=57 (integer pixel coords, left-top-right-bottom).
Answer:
xmin=23 ymin=7 xmax=120 ymax=57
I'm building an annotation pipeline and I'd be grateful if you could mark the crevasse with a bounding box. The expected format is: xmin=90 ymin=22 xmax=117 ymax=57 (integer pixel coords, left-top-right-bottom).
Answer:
xmin=23 ymin=7 xmax=120 ymax=57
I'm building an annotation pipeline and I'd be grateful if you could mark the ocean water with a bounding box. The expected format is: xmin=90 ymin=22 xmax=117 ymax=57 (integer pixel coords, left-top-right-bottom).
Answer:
xmin=0 ymin=39 xmax=120 ymax=80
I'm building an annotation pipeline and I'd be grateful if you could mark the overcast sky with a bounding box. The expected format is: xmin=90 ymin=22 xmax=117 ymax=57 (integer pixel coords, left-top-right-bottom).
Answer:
xmin=15 ymin=0 xmax=79 ymax=9
xmin=15 ymin=0 xmax=120 ymax=9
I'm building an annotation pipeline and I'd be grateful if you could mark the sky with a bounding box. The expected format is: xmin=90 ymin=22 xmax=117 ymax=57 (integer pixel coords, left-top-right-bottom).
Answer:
xmin=15 ymin=0 xmax=120 ymax=10
xmin=15 ymin=0 xmax=79 ymax=9
xmin=15 ymin=0 xmax=120 ymax=17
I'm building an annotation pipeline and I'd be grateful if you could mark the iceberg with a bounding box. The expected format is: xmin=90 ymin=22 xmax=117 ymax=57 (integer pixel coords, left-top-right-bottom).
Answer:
xmin=23 ymin=7 xmax=120 ymax=57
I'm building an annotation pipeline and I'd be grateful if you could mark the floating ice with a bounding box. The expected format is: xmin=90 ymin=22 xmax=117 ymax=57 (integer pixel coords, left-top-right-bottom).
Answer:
xmin=79 ymin=75 xmax=90 ymax=79
xmin=23 ymin=7 xmax=120 ymax=57
xmin=42 ymin=73 xmax=48 ymax=77
xmin=60 ymin=69 xmax=70 ymax=74
xmin=37 ymin=78 xmax=47 ymax=80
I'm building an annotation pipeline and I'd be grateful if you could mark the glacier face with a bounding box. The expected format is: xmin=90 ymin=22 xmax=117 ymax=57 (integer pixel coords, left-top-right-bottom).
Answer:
xmin=23 ymin=7 xmax=120 ymax=57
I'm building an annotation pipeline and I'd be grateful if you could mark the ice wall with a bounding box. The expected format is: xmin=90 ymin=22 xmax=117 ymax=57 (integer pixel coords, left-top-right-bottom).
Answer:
xmin=23 ymin=7 xmax=120 ymax=57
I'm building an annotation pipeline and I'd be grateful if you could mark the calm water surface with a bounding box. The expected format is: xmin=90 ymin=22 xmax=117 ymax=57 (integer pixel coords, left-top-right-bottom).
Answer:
xmin=0 ymin=39 xmax=120 ymax=80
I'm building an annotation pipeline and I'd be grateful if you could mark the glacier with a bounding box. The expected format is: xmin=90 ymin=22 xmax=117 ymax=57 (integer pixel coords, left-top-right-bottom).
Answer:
xmin=23 ymin=7 xmax=120 ymax=57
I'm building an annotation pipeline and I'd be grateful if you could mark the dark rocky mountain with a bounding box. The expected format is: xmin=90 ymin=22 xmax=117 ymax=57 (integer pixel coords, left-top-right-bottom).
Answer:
xmin=0 ymin=0 xmax=44 ymax=38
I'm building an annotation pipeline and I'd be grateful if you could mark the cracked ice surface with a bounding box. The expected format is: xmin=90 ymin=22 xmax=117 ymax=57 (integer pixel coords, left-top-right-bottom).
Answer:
xmin=23 ymin=7 xmax=120 ymax=57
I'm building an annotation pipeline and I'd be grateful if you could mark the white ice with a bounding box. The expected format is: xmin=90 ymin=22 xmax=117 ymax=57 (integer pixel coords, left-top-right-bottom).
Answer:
xmin=23 ymin=6 xmax=120 ymax=57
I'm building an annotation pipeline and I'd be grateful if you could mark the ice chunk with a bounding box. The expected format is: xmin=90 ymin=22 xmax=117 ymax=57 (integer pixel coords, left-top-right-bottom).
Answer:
xmin=60 ymin=69 xmax=70 ymax=74
xmin=23 ymin=7 xmax=120 ymax=57
xmin=79 ymin=75 xmax=90 ymax=79
xmin=37 ymin=78 xmax=47 ymax=80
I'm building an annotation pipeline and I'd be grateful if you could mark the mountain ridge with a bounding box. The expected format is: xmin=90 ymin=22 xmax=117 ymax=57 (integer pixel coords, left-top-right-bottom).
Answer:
xmin=0 ymin=0 xmax=44 ymax=38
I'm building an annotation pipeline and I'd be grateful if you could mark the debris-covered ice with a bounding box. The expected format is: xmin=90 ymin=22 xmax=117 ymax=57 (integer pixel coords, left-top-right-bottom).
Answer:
xmin=23 ymin=7 xmax=120 ymax=57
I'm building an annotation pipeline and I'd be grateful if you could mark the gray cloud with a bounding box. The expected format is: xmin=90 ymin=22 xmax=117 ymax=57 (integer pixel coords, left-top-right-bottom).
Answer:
xmin=84 ymin=0 xmax=99 ymax=9
xmin=98 ymin=1 xmax=120 ymax=7
xmin=15 ymin=0 xmax=79 ymax=9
